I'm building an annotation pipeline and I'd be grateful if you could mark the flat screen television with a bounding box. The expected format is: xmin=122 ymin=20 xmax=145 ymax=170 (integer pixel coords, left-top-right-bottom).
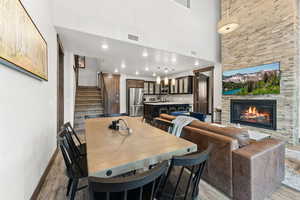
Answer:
xmin=223 ymin=62 xmax=280 ymax=95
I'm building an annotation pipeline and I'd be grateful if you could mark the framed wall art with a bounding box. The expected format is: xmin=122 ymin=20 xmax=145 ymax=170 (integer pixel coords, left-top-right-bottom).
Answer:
xmin=74 ymin=55 xmax=86 ymax=69
xmin=0 ymin=0 xmax=48 ymax=80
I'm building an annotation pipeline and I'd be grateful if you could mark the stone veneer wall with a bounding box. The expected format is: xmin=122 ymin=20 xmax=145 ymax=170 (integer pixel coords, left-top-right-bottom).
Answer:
xmin=221 ymin=0 xmax=299 ymax=144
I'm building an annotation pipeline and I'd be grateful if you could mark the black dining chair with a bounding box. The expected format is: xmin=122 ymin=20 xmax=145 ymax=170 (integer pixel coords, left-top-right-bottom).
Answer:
xmin=158 ymin=145 xmax=213 ymax=200
xmin=58 ymin=130 xmax=88 ymax=200
xmin=88 ymin=161 xmax=169 ymax=200
xmin=62 ymin=122 xmax=86 ymax=156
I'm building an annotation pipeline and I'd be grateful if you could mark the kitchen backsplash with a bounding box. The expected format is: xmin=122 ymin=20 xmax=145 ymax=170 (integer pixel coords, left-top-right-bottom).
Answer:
xmin=167 ymin=94 xmax=193 ymax=103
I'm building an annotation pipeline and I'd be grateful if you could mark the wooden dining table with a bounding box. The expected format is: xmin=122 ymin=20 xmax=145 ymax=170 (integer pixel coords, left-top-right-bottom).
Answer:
xmin=85 ymin=116 xmax=197 ymax=178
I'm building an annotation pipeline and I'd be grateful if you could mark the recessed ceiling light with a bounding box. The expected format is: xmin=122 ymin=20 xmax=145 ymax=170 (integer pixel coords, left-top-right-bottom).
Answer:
xmin=145 ymin=67 xmax=149 ymax=71
xmin=142 ymin=49 xmax=148 ymax=57
xmin=121 ymin=62 xmax=126 ymax=68
xmin=152 ymin=73 xmax=156 ymax=77
xmin=114 ymin=68 xmax=119 ymax=73
xmin=102 ymin=43 xmax=109 ymax=50
xmin=172 ymin=57 xmax=177 ymax=63
xmin=135 ymin=71 xmax=139 ymax=75
xmin=194 ymin=60 xmax=199 ymax=66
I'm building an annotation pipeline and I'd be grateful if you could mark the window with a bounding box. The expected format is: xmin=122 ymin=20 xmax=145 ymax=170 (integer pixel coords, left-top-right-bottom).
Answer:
xmin=174 ymin=0 xmax=190 ymax=8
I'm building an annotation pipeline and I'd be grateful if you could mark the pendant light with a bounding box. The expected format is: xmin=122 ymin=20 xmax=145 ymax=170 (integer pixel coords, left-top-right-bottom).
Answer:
xmin=218 ymin=0 xmax=239 ymax=35
xmin=156 ymin=76 xmax=161 ymax=84
xmin=171 ymin=78 xmax=176 ymax=86
xmin=164 ymin=77 xmax=169 ymax=85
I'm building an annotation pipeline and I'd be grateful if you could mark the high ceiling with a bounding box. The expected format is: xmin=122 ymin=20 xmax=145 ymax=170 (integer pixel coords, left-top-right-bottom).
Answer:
xmin=57 ymin=27 xmax=213 ymax=77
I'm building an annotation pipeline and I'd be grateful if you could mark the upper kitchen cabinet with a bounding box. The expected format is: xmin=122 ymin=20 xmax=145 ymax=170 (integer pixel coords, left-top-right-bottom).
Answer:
xmin=149 ymin=82 xmax=155 ymax=94
xmin=144 ymin=81 xmax=149 ymax=94
xmin=170 ymin=79 xmax=178 ymax=94
xmin=160 ymin=80 xmax=169 ymax=94
xmin=155 ymin=83 xmax=161 ymax=95
xmin=144 ymin=81 xmax=156 ymax=95
xmin=127 ymin=79 xmax=144 ymax=88
xmin=170 ymin=76 xmax=193 ymax=94
xmin=144 ymin=76 xmax=193 ymax=95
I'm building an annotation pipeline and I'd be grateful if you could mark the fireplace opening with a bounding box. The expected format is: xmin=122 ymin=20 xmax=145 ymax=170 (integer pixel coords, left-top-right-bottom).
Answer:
xmin=231 ymin=100 xmax=276 ymax=130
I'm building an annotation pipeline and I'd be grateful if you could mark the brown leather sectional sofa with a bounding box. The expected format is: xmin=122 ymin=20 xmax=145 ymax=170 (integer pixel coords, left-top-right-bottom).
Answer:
xmin=154 ymin=114 xmax=285 ymax=200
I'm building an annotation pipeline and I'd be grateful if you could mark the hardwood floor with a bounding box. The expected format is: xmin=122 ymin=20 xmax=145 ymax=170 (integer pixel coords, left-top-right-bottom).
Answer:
xmin=37 ymin=150 xmax=300 ymax=200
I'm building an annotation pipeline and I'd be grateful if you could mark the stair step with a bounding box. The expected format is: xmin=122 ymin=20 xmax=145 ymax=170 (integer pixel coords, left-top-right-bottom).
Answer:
xmin=75 ymin=111 xmax=104 ymax=119
xmin=76 ymin=94 xmax=101 ymax=98
xmin=76 ymin=96 xmax=102 ymax=101
xmin=74 ymin=86 xmax=103 ymax=134
xmin=75 ymin=107 xmax=103 ymax=112
xmin=77 ymin=89 xmax=100 ymax=93
xmin=76 ymin=99 xmax=102 ymax=104
xmin=77 ymin=87 xmax=99 ymax=91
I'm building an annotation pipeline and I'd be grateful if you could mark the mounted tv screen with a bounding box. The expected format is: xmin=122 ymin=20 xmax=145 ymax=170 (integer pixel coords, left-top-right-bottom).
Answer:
xmin=223 ymin=62 xmax=280 ymax=95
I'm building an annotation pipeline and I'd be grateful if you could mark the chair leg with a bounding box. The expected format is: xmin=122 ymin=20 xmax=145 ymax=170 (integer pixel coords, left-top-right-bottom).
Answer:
xmin=69 ymin=179 xmax=79 ymax=200
xmin=66 ymin=178 xmax=73 ymax=196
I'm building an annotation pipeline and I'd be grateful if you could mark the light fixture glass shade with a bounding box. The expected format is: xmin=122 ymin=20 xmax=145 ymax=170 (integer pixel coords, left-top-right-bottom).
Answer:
xmin=156 ymin=76 xmax=161 ymax=84
xmin=171 ymin=78 xmax=176 ymax=86
xmin=164 ymin=77 xmax=168 ymax=85
xmin=218 ymin=16 xmax=239 ymax=35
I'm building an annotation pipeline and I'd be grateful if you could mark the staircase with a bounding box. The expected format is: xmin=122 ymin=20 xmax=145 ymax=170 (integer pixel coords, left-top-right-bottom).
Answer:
xmin=74 ymin=86 xmax=104 ymax=134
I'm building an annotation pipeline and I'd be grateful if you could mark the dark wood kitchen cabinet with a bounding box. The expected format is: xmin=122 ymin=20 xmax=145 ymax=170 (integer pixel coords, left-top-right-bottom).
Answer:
xmin=144 ymin=103 xmax=191 ymax=122
xmin=126 ymin=79 xmax=144 ymax=88
xmin=169 ymin=76 xmax=193 ymax=94
xmin=144 ymin=76 xmax=193 ymax=95
xmin=144 ymin=81 xmax=156 ymax=95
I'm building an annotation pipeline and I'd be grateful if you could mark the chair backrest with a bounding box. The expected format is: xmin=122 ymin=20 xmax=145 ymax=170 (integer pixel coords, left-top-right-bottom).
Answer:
xmin=62 ymin=122 xmax=82 ymax=145
xmin=58 ymin=130 xmax=85 ymax=177
xmin=88 ymin=161 xmax=168 ymax=200
xmin=62 ymin=122 xmax=83 ymax=158
xmin=161 ymin=145 xmax=213 ymax=200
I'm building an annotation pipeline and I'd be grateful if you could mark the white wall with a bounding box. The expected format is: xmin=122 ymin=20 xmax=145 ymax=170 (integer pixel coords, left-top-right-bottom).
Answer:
xmin=120 ymin=74 xmax=155 ymax=113
xmin=78 ymin=57 xmax=100 ymax=86
xmin=0 ymin=0 xmax=57 ymax=199
xmin=51 ymin=0 xmax=220 ymax=63
xmin=64 ymin=52 xmax=76 ymax=125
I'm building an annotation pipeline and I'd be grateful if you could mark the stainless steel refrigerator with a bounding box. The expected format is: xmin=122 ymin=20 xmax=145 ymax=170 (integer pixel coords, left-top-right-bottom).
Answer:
xmin=129 ymin=88 xmax=144 ymax=117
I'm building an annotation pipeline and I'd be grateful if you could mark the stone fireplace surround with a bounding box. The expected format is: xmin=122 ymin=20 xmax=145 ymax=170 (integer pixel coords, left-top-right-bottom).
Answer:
xmin=221 ymin=0 xmax=299 ymax=144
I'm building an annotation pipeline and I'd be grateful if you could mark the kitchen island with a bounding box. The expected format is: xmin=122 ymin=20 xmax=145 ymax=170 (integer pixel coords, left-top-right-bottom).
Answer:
xmin=144 ymin=102 xmax=191 ymax=122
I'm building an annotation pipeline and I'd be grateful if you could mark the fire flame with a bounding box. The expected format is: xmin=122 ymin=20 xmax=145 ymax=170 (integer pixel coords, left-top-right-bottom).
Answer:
xmin=243 ymin=106 xmax=270 ymax=121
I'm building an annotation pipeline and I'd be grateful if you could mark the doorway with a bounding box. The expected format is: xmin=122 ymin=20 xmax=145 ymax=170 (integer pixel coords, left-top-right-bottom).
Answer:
xmin=193 ymin=67 xmax=214 ymax=122
xmin=57 ymin=35 xmax=64 ymax=132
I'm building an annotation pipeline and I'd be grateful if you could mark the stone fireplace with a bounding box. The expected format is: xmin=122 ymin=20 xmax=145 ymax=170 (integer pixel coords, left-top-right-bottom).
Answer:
xmin=230 ymin=100 xmax=277 ymax=130
xmin=221 ymin=0 xmax=299 ymax=144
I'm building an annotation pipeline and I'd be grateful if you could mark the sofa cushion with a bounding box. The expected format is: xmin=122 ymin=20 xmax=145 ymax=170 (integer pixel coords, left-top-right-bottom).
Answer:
xmin=159 ymin=114 xmax=250 ymax=147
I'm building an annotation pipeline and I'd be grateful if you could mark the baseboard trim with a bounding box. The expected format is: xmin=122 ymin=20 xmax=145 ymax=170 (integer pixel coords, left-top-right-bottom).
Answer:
xmin=30 ymin=148 xmax=59 ymax=200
